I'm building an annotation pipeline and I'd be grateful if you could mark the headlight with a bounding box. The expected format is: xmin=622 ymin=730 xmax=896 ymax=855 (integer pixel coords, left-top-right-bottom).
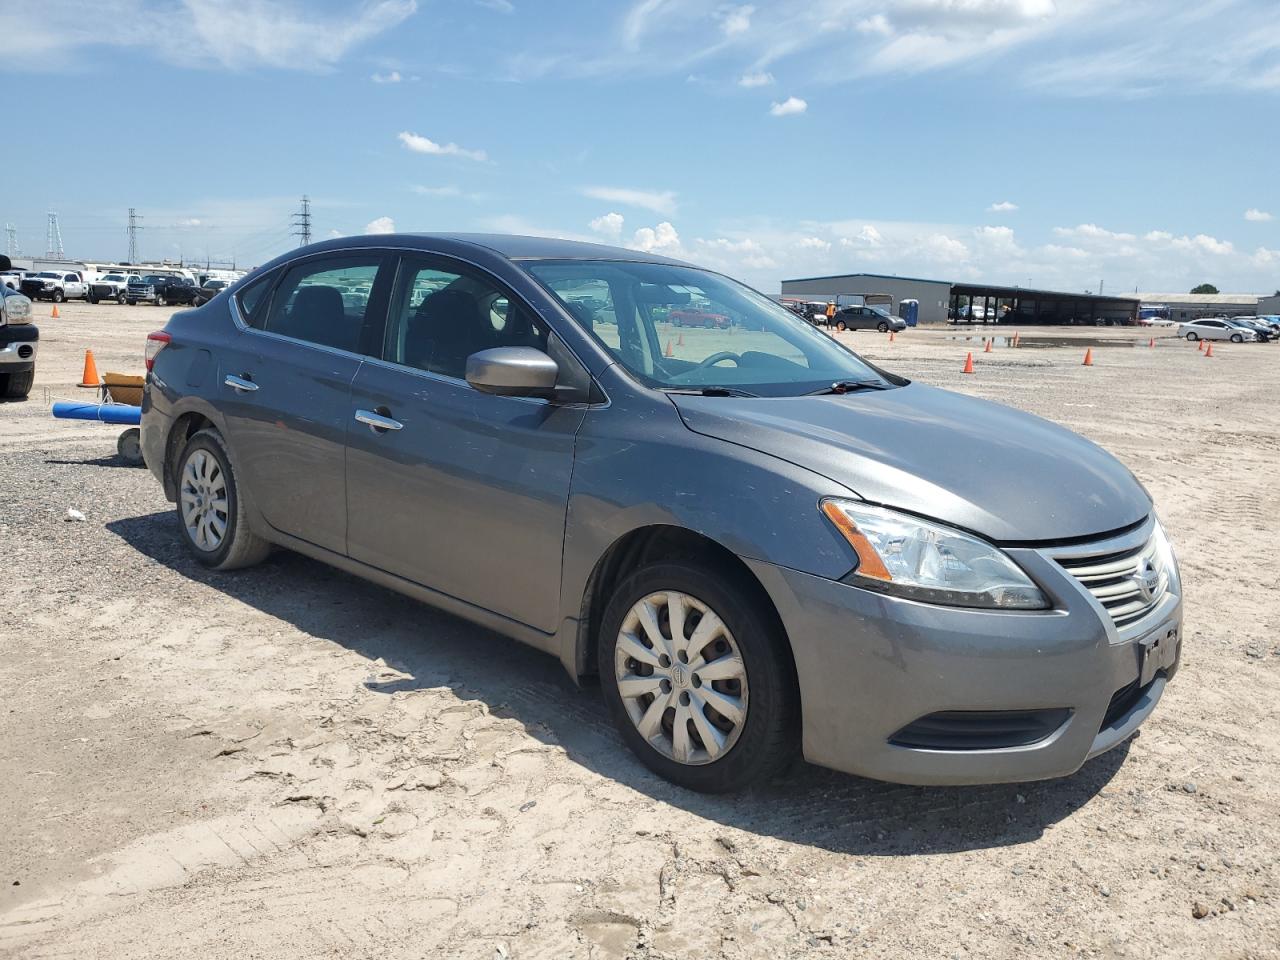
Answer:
xmin=821 ymin=500 xmax=1049 ymax=609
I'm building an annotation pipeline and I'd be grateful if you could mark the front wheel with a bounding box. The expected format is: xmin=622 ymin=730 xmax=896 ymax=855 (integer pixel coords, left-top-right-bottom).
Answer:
xmin=834 ymin=320 xmax=846 ymax=332
xmin=599 ymin=561 xmax=798 ymax=793
xmin=89 ymin=295 xmax=98 ymax=305
xmin=116 ymin=292 xmax=126 ymax=304
xmin=1230 ymin=333 xmax=1243 ymax=343
xmin=877 ymin=321 xmax=890 ymax=333
xmin=175 ymin=429 xmax=271 ymax=570
xmin=1 ymin=368 xmax=34 ymax=399
xmin=126 ymin=299 xmax=136 ymax=306
xmin=52 ymin=290 xmax=64 ymax=303
xmin=156 ymin=295 xmax=166 ymax=307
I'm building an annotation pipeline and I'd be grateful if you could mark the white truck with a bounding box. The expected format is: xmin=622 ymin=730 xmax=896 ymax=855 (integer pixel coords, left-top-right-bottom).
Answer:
xmin=88 ymin=272 xmax=140 ymax=304
xmin=19 ymin=270 xmax=89 ymax=303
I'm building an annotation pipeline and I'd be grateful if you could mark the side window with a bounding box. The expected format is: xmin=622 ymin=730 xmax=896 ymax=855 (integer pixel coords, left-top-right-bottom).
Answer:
xmin=385 ymin=260 xmax=548 ymax=380
xmin=65 ymin=274 xmax=78 ymax=282
xmin=235 ymin=271 xmax=276 ymax=329
xmin=262 ymin=257 xmax=382 ymax=352
xmin=542 ymin=277 xmax=619 ymax=350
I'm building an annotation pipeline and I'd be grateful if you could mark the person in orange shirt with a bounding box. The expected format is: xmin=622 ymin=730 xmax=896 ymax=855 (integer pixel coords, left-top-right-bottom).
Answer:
xmin=825 ymin=301 xmax=836 ymax=324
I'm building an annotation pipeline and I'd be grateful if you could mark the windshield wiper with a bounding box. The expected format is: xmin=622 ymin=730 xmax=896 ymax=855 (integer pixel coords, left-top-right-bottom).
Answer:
xmin=807 ymin=379 xmax=892 ymax=395
xmin=663 ymin=386 xmax=758 ymax=398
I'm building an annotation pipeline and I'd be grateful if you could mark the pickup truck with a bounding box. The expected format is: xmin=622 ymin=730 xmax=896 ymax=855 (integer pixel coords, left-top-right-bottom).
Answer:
xmin=1 ymin=269 xmax=28 ymax=290
xmin=20 ymin=271 xmax=89 ymax=303
xmin=0 ymin=256 xmax=38 ymax=399
xmin=89 ymin=272 xmax=140 ymax=304
xmin=126 ymin=274 xmax=199 ymax=307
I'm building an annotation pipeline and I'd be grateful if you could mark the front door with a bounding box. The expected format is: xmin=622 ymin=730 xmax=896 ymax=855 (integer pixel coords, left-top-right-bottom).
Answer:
xmin=217 ymin=253 xmax=392 ymax=555
xmin=345 ymin=255 xmax=585 ymax=633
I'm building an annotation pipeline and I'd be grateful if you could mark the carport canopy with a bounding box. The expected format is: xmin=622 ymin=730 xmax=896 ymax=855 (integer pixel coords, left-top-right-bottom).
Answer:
xmin=950 ymin=283 xmax=1139 ymax=325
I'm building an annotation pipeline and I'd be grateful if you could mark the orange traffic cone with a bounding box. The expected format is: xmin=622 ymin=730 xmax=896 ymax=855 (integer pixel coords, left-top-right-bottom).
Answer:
xmin=1197 ymin=339 xmax=1204 ymax=352
xmin=1205 ymin=342 xmax=1214 ymax=357
xmin=677 ymin=331 xmax=684 ymax=347
xmin=962 ymin=351 xmax=975 ymax=374
xmin=664 ymin=339 xmax=674 ymax=357
xmin=1082 ymin=348 xmax=1094 ymax=366
xmin=51 ymin=305 xmax=60 ymax=318
xmin=984 ymin=338 xmax=993 ymax=353
xmin=78 ymin=349 xmax=100 ymax=388
xmin=1148 ymin=337 xmax=1155 ymax=348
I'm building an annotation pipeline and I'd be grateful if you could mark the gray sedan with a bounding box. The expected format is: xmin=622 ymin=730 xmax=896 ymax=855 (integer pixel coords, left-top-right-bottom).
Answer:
xmin=140 ymin=233 xmax=1182 ymax=792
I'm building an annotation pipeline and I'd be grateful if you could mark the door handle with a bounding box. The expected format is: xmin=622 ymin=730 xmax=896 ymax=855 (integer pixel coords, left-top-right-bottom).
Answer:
xmin=354 ymin=408 xmax=404 ymax=433
xmin=224 ymin=374 xmax=259 ymax=392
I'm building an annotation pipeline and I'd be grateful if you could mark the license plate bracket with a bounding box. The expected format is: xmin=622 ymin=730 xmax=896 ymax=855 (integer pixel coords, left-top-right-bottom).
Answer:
xmin=1138 ymin=625 xmax=1179 ymax=686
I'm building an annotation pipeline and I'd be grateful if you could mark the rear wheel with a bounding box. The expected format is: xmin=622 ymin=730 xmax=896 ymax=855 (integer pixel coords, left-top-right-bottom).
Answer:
xmin=1 ymin=368 xmax=34 ymax=399
xmin=599 ymin=561 xmax=798 ymax=793
xmin=1186 ymin=332 xmax=1198 ymax=341
xmin=834 ymin=320 xmax=846 ymax=332
xmin=175 ymin=429 xmax=270 ymax=570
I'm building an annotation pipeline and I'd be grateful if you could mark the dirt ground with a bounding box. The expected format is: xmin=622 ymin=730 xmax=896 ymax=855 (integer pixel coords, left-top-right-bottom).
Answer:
xmin=2 ymin=302 xmax=1278 ymax=959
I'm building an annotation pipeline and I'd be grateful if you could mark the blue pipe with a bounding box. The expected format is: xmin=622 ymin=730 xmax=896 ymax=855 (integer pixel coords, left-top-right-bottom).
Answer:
xmin=52 ymin=401 xmax=142 ymax=425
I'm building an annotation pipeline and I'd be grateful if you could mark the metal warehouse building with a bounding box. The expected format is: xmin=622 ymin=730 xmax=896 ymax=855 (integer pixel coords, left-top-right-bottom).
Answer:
xmin=780 ymin=272 xmax=1138 ymax=325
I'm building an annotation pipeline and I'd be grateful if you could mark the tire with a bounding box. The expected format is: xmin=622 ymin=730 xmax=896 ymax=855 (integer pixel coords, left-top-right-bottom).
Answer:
xmin=1 ymin=368 xmax=34 ymax=399
xmin=116 ymin=292 xmax=126 ymax=305
xmin=116 ymin=427 xmax=144 ymax=465
xmin=157 ymin=296 xmax=166 ymax=307
xmin=599 ymin=560 xmax=798 ymax=793
xmin=835 ymin=320 xmax=846 ymax=332
xmin=126 ymin=299 xmax=136 ymax=306
xmin=52 ymin=289 xmax=64 ymax=303
xmin=89 ymin=295 xmax=98 ymax=305
xmin=1186 ymin=332 xmax=1198 ymax=341
xmin=1231 ymin=333 xmax=1243 ymax=343
xmin=877 ymin=321 xmax=889 ymax=333
xmin=175 ymin=429 xmax=271 ymax=570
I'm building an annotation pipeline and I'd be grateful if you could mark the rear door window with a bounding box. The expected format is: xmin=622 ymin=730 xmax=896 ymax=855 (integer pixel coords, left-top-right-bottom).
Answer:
xmin=260 ymin=256 xmax=388 ymax=354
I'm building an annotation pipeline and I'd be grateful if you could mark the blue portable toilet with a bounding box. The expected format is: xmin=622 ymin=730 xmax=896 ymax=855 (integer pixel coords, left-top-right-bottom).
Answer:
xmin=899 ymin=299 xmax=919 ymax=327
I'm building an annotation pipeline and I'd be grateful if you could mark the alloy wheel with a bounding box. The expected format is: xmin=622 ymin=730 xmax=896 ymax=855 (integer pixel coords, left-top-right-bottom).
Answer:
xmin=180 ymin=449 xmax=229 ymax=551
xmin=613 ymin=591 xmax=748 ymax=765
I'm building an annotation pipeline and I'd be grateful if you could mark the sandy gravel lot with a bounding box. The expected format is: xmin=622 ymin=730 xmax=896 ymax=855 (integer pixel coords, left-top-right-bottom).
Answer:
xmin=2 ymin=302 xmax=1278 ymax=959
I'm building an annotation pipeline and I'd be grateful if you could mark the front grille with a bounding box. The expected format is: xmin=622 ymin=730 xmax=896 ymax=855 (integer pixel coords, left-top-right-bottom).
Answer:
xmin=889 ymin=708 xmax=1072 ymax=751
xmin=1055 ymin=533 xmax=1168 ymax=627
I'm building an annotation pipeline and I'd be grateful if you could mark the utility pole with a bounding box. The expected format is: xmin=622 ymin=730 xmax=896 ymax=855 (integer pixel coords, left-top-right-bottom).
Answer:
xmin=291 ymin=195 xmax=312 ymax=247
xmin=3 ymin=223 xmax=18 ymax=257
xmin=1099 ymin=279 xmax=1105 ymax=295
xmin=46 ymin=212 xmax=64 ymax=258
xmin=127 ymin=208 xmax=143 ymax=263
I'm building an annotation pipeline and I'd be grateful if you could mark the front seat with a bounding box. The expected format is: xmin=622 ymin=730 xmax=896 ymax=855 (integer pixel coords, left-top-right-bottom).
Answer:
xmin=278 ymin=285 xmax=351 ymax=349
xmin=404 ymin=289 xmax=494 ymax=378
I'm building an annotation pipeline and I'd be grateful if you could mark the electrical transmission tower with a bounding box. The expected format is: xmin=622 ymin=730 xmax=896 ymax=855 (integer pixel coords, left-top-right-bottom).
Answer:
xmin=3 ymin=223 xmax=18 ymax=257
xmin=127 ymin=208 xmax=144 ymax=263
xmin=291 ymin=195 xmax=312 ymax=247
xmin=46 ymin=212 xmax=64 ymax=258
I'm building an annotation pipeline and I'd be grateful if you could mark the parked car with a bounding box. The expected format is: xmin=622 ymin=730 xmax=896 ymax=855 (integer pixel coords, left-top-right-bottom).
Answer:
xmin=830 ymin=304 xmax=907 ymax=333
xmin=1255 ymin=315 xmax=1280 ymax=337
xmin=20 ymin=270 xmax=88 ymax=303
xmin=193 ymin=278 xmax=233 ymax=306
xmin=1178 ymin=318 xmax=1256 ymax=343
xmin=88 ymin=273 xmax=139 ymax=304
xmin=1226 ymin=317 xmax=1276 ymax=342
xmin=127 ymin=274 xmax=199 ymax=306
xmin=140 ymin=234 xmax=1182 ymax=793
xmin=670 ymin=306 xmax=730 ymax=328
xmin=0 ymin=256 xmax=38 ymax=399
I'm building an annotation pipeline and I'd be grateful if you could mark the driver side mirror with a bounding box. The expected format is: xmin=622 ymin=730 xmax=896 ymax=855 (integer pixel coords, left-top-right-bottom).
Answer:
xmin=465 ymin=346 xmax=559 ymax=398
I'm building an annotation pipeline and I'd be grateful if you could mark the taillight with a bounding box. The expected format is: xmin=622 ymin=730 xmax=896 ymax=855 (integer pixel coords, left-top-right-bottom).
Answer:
xmin=145 ymin=330 xmax=171 ymax=371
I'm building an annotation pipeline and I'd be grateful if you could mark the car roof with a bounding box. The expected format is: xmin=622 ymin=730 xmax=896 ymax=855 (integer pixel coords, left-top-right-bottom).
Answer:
xmin=284 ymin=232 xmax=694 ymax=267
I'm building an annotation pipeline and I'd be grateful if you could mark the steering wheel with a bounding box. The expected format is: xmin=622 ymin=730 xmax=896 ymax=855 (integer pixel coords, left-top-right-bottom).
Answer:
xmin=693 ymin=351 xmax=741 ymax=370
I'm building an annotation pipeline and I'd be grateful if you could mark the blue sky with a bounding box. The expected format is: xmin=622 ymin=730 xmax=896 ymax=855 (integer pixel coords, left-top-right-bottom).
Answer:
xmin=4 ymin=0 xmax=1278 ymax=294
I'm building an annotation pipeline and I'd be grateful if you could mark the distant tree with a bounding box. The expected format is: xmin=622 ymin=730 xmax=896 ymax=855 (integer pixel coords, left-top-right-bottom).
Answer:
xmin=1190 ymin=283 xmax=1219 ymax=294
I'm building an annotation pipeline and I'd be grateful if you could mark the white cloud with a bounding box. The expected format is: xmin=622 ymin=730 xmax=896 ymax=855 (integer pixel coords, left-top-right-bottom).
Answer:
xmin=412 ymin=185 xmax=462 ymax=196
xmin=988 ymin=200 xmax=1018 ymax=212
xmin=719 ymin=4 xmax=754 ymax=36
xmin=1245 ymin=208 xmax=1274 ymax=222
xmin=176 ymin=218 xmax=202 ymax=227
xmin=1053 ymin=223 xmax=1137 ymax=242
xmin=328 ymin=228 xmax=342 ymax=238
xmin=371 ymin=70 xmax=401 ymax=83
xmin=364 ymin=216 xmax=396 ymax=234
xmin=630 ymin=221 xmax=681 ymax=254
xmin=797 ymin=236 xmax=830 ymax=252
xmin=581 ymin=186 xmax=677 ymax=216
xmin=856 ymin=14 xmax=893 ymax=36
xmin=398 ymin=131 xmax=488 ymax=162
xmin=738 ymin=69 xmax=774 ymax=87
xmin=769 ymin=96 xmax=807 ymax=116
xmin=589 ymin=212 xmax=625 ymax=239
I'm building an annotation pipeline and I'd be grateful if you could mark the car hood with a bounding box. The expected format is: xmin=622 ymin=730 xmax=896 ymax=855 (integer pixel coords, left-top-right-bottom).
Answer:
xmin=670 ymin=382 xmax=1150 ymax=543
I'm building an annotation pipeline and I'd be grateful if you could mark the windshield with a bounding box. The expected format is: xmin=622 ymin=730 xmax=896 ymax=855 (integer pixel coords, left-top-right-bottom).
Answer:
xmin=36 ymin=272 xmax=59 ymax=279
xmin=143 ymin=275 xmax=167 ymax=283
xmin=526 ymin=260 xmax=897 ymax=397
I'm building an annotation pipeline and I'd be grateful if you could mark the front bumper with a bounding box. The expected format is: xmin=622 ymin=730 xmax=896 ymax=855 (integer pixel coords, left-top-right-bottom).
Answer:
xmin=0 ymin=324 xmax=39 ymax=369
xmin=748 ymin=518 xmax=1182 ymax=785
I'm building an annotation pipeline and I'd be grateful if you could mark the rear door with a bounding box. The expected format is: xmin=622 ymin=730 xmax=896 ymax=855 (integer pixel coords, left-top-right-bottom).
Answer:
xmin=345 ymin=254 xmax=587 ymax=632
xmin=216 ymin=252 xmax=393 ymax=555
